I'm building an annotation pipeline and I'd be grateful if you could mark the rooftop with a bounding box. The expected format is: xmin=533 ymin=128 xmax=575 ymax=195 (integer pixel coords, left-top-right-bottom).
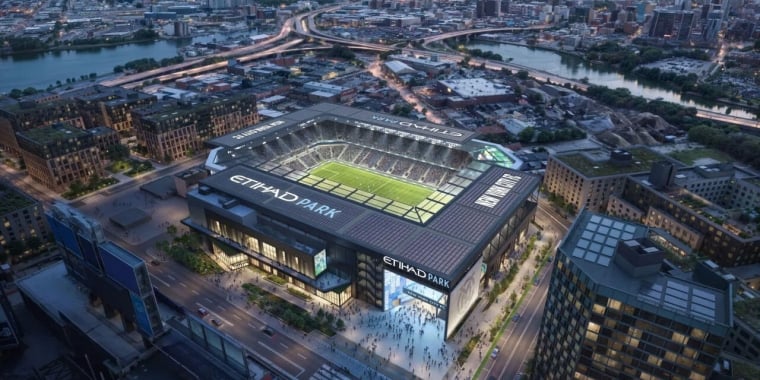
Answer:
xmin=16 ymin=123 xmax=89 ymax=145
xmin=561 ymin=211 xmax=731 ymax=327
xmin=438 ymin=78 xmax=513 ymax=98
xmin=555 ymin=147 xmax=667 ymax=177
xmin=16 ymin=262 xmax=142 ymax=366
xmin=0 ymin=182 xmax=36 ymax=215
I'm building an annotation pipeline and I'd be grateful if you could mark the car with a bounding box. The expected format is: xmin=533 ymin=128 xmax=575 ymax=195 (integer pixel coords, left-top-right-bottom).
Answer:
xmin=262 ymin=327 xmax=275 ymax=337
xmin=491 ymin=348 xmax=500 ymax=359
xmin=150 ymin=259 xmax=161 ymax=266
xmin=512 ymin=314 xmax=520 ymax=322
xmin=197 ymin=307 xmax=209 ymax=317
xmin=211 ymin=318 xmax=223 ymax=327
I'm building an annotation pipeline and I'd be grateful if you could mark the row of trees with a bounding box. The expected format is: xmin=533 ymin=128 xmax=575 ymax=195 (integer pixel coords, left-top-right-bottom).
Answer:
xmin=633 ymin=67 xmax=731 ymax=101
xmin=63 ymin=175 xmax=118 ymax=199
xmin=518 ymin=126 xmax=587 ymax=144
xmin=688 ymin=124 xmax=760 ymax=170
xmin=585 ymin=85 xmax=700 ymax=127
xmin=586 ymin=42 xmax=710 ymax=73
xmin=6 ymin=73 xmax=98 ymax=98
xmin=241 ymin=283 xmax=344 ymax=334
xmin=157 ymin=229 xmax=222 ymax=275
xmin=114 ymin=55 xmax=184 ymax=73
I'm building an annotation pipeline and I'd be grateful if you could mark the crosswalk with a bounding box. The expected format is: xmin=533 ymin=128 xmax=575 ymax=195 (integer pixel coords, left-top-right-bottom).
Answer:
xmin=309 ymin=364 xmax=352 ymax=380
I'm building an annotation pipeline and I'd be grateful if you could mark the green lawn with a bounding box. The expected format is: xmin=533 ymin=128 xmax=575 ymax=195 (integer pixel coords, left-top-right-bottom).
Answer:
xmin=668 ymin=148 xmax=733 ymax=166
xmin=310 ymin=161 xmax=433 ymax=205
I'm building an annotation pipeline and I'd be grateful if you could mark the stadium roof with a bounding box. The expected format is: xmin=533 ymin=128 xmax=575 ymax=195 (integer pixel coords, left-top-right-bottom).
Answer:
xmin=208 ymin=103 xmax=476 ymax=149
xmin=197 ymin=163 xmax=540 ymax=287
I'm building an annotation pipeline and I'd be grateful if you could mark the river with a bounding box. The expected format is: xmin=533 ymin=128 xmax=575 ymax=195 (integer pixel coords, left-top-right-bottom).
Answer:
xmin=1 ymin=36 xmax=755 ymax=120
xmin=466 ymin=41 xmax=755 ymax=120
xmin=0 ymin=32 xmax=244 ymax=94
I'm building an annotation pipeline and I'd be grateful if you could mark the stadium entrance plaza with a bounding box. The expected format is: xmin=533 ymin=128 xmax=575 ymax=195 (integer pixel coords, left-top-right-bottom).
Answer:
xmin=71 ymin=175 xmax=546 ymax=379
xmin=207 ymin=252 xmax=545 ymax=380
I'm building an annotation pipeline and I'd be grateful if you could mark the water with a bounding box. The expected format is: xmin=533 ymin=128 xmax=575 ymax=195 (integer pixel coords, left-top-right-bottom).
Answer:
xmin=0 ymin=33 xmax=244 ymax=94
xmin=466 ymin=41 xmax=755 ymax=120
xmin=1 ymin=37 xmax=754 ymax=120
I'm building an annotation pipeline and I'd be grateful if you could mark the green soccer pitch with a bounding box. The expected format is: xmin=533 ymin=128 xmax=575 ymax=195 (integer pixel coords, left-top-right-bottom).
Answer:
xmin=310 ymin=161 xmax=434 ymax=205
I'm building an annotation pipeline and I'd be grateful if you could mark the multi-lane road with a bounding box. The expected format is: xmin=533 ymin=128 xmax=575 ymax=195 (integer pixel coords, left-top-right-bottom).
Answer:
xmin=52 ymin=156 xmax=358 ymax=380
xmin=483 ymin=200 xmax=570 ymax=380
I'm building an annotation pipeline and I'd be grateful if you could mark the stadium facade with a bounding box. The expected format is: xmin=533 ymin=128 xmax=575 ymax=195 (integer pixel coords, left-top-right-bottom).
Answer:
xmin=186 ymin=104 xmax=540 ymax=339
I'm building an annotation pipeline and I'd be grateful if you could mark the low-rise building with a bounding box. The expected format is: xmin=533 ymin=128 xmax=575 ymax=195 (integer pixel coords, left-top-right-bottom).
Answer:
xmin=611 ymin=162 xmax=760 ymax=267
xmin=16 ymin=124 xmax=107 ymax=192
xmin=0 ymin=98 xmax=85 ymax=156
xmin=543 ymin=147 xmax=670 ymax=213
xmin=132 ymin=94 xmax=259 ymax=162
xmin=71 ymin=85 xmax=157 ymax=135
xmin=0 ymin=181 xmax=50 ymax=258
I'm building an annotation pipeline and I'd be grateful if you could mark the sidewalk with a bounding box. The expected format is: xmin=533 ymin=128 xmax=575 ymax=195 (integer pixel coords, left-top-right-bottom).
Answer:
xmin=206 ymin=268 xmax=401 ymax=379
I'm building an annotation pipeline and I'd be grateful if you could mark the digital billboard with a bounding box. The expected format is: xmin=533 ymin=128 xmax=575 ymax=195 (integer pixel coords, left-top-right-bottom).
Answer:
xmin=314 ymin=250 xmax=327 ymax=276
xmin=99 ymin=245 xmax=139 ymax=295
xmin=46 ymin=214 xmax=82 ymax=258
xmin=130 ymin=292 xmax=153 ymax=336
xmin=446 ymin=259 xmax=482 ymax=339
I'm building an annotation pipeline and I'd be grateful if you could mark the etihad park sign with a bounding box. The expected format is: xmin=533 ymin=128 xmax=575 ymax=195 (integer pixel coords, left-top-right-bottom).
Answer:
xmin=230 ymin=175 xmax=341 ymax=219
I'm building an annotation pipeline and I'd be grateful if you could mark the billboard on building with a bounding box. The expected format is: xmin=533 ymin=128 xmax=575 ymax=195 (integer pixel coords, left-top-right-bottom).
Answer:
xmin=446 ymin=259 xmax=482 ymax=339
xmin=314 ymin=250 xmax=327 ymax=276
xmin=46 ymin=214 xmax=82 ymax=257
xmin=130 ymin=292 xmax=154 ymax=336
xmin=99 ymin=246 xmax=139 ymax=295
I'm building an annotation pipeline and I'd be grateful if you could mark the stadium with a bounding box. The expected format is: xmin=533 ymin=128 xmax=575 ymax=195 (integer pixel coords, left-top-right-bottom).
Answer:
xmin=186 ymin=103 xmax=540 ymax=339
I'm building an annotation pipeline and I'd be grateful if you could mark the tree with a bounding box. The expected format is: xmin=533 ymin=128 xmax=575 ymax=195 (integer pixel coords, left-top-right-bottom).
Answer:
xmin=516 ymin=70 xmax=530 ymax=80
xmin=166 ymin=224 xmax=178 ymax=238
xmin=107 ymin=144 xmax=130 ymax=161
xmin=518 ymin=127 xmax=535 ymax=143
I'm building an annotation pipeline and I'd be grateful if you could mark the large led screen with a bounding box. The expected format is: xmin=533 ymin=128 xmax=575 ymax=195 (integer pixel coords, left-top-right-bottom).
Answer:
xmin=314 ymin=250 xmax=327 ymax=276
xmin=446 ymin=259 xmax=482 ymax=339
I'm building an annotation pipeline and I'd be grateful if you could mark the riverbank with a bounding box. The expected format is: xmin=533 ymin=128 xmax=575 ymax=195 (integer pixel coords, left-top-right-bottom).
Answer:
xmin=472 ymin=36 xmax=586 ymax=59
xmin=0 ymin=37 xmax=172 ymax=58
xmin=466 ymin=40 xmax=756 ymax=119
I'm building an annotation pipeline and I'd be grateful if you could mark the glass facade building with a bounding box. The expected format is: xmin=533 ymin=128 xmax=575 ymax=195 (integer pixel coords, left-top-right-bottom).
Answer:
xmin=535 ymin=211 xmax=732 ymax=379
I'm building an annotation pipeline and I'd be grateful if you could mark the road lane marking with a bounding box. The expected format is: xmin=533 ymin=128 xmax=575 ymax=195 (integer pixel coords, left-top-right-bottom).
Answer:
xmin=279 ymin=342 xmax=288 ymax=349
xmin=297 ymin=353 xmax=307 ymax=360
xmin=167 ymin=274 xmax=176 ymax=281
xmin=233 ymin=314 xmax=242 ymax=321
xmin=151 ymin=275 xmax=170 ymax=287
xmin=257 ymin=341 xmax=304 ymax=377
xmin=191 ymin=289 xmax=199 ymax=295
xmin=205 ymin=297 xmax=214 ymax=304
xmin=179 ymin=282 xmax=187 ymax=288
xmin=248 ymin=322 xmax=258 ymax=329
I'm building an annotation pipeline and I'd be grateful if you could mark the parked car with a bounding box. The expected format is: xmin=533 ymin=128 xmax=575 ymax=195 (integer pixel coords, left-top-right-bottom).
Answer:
xmin=197 ymin=307 xmax=209 ymax=317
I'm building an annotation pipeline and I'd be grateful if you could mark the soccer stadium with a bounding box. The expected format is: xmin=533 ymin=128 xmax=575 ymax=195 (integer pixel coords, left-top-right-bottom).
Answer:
xmin=186 ymin=103 xmax=540 ymax=339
